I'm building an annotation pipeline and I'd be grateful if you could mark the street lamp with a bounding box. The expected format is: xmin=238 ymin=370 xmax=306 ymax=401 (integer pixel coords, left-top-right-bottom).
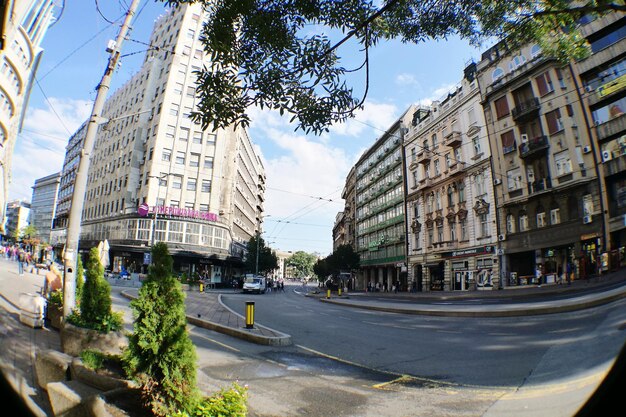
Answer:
xmin=149 ymin=173 xmax=170 ymax=248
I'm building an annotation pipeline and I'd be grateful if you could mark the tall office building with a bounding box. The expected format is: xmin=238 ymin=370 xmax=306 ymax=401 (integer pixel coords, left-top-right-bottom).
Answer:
xmin=0 ymin=0 xmax=56 ymax=234
xmin=29 ymin=171 xmax=59 ymax=243
xmin=54 ymin=3 xmax=265 ymax=283
xmin=4 ymin=199 xmax=30 ymax=239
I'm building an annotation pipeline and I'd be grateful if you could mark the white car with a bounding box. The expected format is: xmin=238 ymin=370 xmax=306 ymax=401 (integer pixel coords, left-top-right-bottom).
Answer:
xmin=242 ymin=276 xmax=266 ymax=294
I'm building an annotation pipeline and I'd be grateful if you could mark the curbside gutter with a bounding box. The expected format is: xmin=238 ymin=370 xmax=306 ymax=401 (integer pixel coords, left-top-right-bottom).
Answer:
xmin=316 ymin=285 xmax=626 ymax=317
xmin=119 ymin=290 xmax=291 ymax=346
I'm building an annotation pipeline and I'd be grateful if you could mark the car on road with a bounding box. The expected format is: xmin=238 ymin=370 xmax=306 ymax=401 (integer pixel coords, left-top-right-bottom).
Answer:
xmin=242 ymin=275 xmax=266 ymax=294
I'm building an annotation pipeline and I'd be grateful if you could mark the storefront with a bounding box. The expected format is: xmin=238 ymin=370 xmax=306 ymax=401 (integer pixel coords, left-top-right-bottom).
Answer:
xmin=443 ymin=246 xmax=498 ymax=291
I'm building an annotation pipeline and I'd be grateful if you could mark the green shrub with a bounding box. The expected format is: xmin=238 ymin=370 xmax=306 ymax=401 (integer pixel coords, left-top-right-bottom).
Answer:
xmin=47 ymin=289 xmax=63 ymax=306
xmin=66 ymin=247 xmax=122 ymax=333
xmin=76 ymin=255 xmax=84 ymax=303
xmin=172 ymin=383 xmax=248 ymax=417
xmin=80 ymin=349 xmax=106 ymax=371
xmin=124 ymin=243 xmax=198 ymax=416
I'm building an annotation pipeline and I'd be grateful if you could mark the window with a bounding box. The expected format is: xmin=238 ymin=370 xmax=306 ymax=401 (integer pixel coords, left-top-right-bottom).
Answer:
xmin=187 ymin=178 xmax=197 ymax=191
xmin=472 ymin=137 xmax=482 ymax=156
xmin=182 ymin=45 xmax=191 ymax=56
xmin=170 ymin=104 xmax=179 ymax=116
xmin=427 ymin=226 xmax=434 ymax=246
xmin=545 ymin=109 xmax=563 ymax=135
xmin=458 ymin=181 xmax=465 ymax=203
xmin=199 ymin=204 xmax=209 ymax=212
xmin=412 ymin=170 xmax=418 ymax=187
xmin=431 ymin=133 xmax=438 ymax=148
xmin=500 ymin=130 xmax=516 ymax=154
xmin=467 ymin=108 xmax=476 ymax=126
xmin=454 ymin=147 xmax=463 ymax=164
xmin=186 ymin=86 xmax=196 ymax=97
xmin=424 ymin=163 xmax=431 ymax=179
xmin=535 ymin=71 xmax=555 ymax=96
xmin=492 ymin=67 xmax=505 ymax=82
xmin=174 ymin=82 xmax=183 ymax=95
xmin=506 ymin=214 xmax=516 ymax=233
xmin=193 ymin=49 xmax=202 ymax=60
xmin=411 ymin=147 xmax=416 ymax=161
xmin=506 ymin=168 xmax=523 ymax=191
xmin=175 ymin=151 xmax=185 ymax=165
xmin=162 ymin=149 xmax=172 ymax=162
xmin=494 ymin=96 xmax=510 ymax=119
xmin=475 ymin=172 xmax=485 ymax=197
xmin=445 ymin=153 xmax=452 ymax=168
xmin=536 ymin=210 xmax=547 ymax=228
xmin=550 ymin=208 xmax=561 ymax=225
xmin=189 ymin=153 xmax=200 ymax=167
xmin=170 ymin=200 xmax=180 ymax=208
xmin=447 ymin=187 xmax=454 ymax=206
xmin=183 ymin=106 xmax=193 ymax=118
xmin=204 ymin=156 xmax=214 ymax=169
xmin=435 ymin=192 xmax=442 ymax=210
xmin=479 ymin=213 xmax=489 ymax=237
xmin=519 ymin=213 xmax=529 ymax=231
xmin=193 ymin=131 xmax=202 ymax=144
xmin=460 ymin=219 xmax=467 ymax=241
xmin=172 ymin=176 xmax=182 ymax=189
xmin=201 ymin=179 xmax=212 ymax=192
xmin=450 ymin=222 xmax=457 ymax=241
xmin=555 ymin=151 xmax=573 ymax=176
xmin=555 ymin=68 xmax=567 ymax=89
xmin=437 ymin=224 xmax=444 ymax=242
xmin=187 ymin=28 xmax=195 ymax=39
xmin=206 ymin=133 xmax=216 ymax=143
xmin=165 ymin=125 xmax=176 ymax=138
xmin=434 ymin=159 xmax=440 ymax=176
xmin=179 ymin=127 xmax=189 ymax=142
xmin=423 ymin=139 xmax=429 ymax=152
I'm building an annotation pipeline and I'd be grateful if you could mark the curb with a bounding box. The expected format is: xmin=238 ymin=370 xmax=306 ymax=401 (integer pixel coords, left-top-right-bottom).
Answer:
xmin=119 ymin=290 xmax=291 ymax=346
xmin=318 ymin=285 xmax=626 ymax=317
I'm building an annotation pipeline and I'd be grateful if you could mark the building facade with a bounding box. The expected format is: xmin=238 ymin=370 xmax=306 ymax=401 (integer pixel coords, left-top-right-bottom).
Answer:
xmin=29 ymin=171 xmax=59 ymax=243
xmin=54 ymin=3 xmax=265 ymax=284
xmin=405 ymin=66 xmax=499 ymax=292
xmin=572 ymin=11 xmax=626 ymax=269
xmin=0 ymin=0 xmax=55 ymax=233
xmin=354 ymin=107 xmax=414 ymax=291
xmin=4 ymin=199 xmax=30 ymax=239
xmin=476 ymin=40 xmax=602 ymax=285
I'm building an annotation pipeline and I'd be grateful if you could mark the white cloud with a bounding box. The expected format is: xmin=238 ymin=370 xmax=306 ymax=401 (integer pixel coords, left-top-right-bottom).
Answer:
xmin=9 ymin=98 xmax=92 ymax=201
xmin=395 ymin=72 xmax=420 ymax=87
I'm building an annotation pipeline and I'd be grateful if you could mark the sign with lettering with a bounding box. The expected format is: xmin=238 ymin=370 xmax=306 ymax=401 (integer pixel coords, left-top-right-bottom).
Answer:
xmin=137 ymin=205 xmax=219 ymax=222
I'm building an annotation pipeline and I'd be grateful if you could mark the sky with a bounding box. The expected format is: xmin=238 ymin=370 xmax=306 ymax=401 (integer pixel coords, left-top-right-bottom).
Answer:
xmin=13 ymin=0 xmax=485 ymax=256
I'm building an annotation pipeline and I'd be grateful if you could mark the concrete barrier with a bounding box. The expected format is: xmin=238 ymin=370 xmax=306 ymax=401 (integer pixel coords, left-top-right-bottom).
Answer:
xmin=46 ymin=380 xmax=101 ymax=417
xmin=34 ymin=349 xmax=73 ymax=391
xmin=70 ymin=358 xmax=136 ymax=392
xmin=60 ymin=323 xmax=128 ymax=357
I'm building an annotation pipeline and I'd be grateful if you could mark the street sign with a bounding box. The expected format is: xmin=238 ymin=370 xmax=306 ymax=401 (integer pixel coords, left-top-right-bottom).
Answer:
xmin=143 ymin=252 xmax=151 ymax=265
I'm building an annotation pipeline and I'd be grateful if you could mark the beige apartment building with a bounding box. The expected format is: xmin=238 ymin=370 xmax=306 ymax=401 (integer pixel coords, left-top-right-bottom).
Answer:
xmin=54 ymin=3 xmax=265 ymax=284
xmin=476 ymin=39 xmax=602 ymax=285
xmin=404 ymin=65 xmax=499 ymax=292
xmin=333 ymin=166 xmax=356 ymax=251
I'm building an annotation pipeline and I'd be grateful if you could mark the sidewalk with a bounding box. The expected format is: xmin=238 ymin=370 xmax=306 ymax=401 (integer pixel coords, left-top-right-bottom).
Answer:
xmin=120 ymin=287 xmax=291 ymax=346
xmin=313 ymin=267 xmax=626 ymax=317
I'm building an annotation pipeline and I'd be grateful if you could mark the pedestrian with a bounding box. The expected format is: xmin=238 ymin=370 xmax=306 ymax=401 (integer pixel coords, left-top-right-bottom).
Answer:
xmin=557 ymin=265 xmax=563 ymax=285
xmin=535 ymin=265 xmax=542 ymax=287
xmin=17 ymin=250 xmax=25 ymax=276
xmin=280 ymin=279 xmax=285 ymax=292
xmin=566 ymin=262 xmax=573 ymax=285
xmin=43 ymin=265 xmax=62 ymax=298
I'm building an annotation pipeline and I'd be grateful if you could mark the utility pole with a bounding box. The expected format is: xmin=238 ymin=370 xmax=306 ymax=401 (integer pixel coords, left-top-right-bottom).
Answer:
xmin=62 ymin=0 xmax=141 ymax=317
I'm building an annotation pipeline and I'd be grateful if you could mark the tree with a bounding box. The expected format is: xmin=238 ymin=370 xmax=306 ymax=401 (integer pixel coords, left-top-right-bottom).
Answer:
xmin=287 ymin=251 xmax=317 ymax=278
xmin=328 ymin=244 xmax=360 ymax=274
xmin=124 ymin=242 xmax=198 ymax=416
xmin=163 ymin=0 xmax=622 ymax=135
xmin=244 ymin=236 xmax=279 ymax=275
xmin=313 ymin=257 xmax=330 ymax=282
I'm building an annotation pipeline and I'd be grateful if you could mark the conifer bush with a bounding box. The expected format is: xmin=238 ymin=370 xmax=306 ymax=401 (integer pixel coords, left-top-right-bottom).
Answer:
xmin=66 ymin=247 xmax=122 ymax=332
xmin=123 ymin=242 xmax=199 ymax=416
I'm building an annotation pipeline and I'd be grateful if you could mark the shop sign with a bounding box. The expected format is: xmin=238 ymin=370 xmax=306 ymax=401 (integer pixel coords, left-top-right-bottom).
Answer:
xmin=138 ymin=204 xmax=219 ymax=222
xmin=580 ymin=232 xmax=601 ymax=241
xmin=448 ymin=246 xmax=494 ymax=258
xmin=143 ymin=252 xmax=151 ymax=265
xmin=598 ymin=73 xmax=626 ymax=97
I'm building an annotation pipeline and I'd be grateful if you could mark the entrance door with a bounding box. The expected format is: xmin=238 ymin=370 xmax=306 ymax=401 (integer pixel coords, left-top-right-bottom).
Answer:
xmin=454 ymin=271 xmax=463 ymax=290
xmin=415 ymin=265 xmax=423 ymax=292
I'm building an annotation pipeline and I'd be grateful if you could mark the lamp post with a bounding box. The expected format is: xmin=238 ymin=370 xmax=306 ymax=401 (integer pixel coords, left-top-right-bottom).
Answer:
xmin=149 ymin=173 xmax=170 ymax=249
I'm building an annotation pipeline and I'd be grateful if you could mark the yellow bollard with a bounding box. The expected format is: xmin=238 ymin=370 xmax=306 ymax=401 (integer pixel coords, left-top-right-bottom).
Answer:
xmin=245 ymin=301 xmax=255 ymax=329
xmin=327 ymin=289 xmax=331 ymax=299
xmin=199 ymin=282 xmax=204 ymax=292
xmin=338 ymin=287 xmax=342 ymax=296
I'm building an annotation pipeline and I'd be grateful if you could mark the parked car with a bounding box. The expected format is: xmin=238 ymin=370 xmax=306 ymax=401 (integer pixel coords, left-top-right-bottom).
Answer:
xmin=242 ymin=275 xmax=266 ymax=294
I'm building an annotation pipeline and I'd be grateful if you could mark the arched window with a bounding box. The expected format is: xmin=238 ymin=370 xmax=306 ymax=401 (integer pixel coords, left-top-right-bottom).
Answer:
xmin=447 ymin=186 xmax=454 ymax=207
xmin=492 ymin=67 xmax=505 ymax=82
xmin=458 ymin=181 xmax=466 ymax=203
xmin=530 ymin=44 xmax=542 ymax=59
xmin=506 ymin=213 xmax=516 ymax=233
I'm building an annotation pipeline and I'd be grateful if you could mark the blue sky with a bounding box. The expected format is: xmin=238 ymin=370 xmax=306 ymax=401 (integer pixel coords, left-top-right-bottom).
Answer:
xmin=13 ymin=1 xmax=484 ymax=255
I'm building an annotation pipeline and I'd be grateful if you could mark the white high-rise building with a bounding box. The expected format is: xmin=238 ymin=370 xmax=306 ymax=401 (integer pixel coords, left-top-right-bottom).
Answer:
xmin=0 ymin=0 xmax=56 ymax=234
xmin=29 ymin=171 xmax=60 ymax=243
xmin=55 ymin=3 xmax=265 ymax=283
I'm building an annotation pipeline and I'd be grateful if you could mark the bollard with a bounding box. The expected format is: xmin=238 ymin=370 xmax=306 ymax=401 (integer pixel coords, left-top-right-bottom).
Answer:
xmin=199 ymin=282 xmax=204 ymax=292
xmin=338 ymin=287 xmax=342 ymax=296
xmin=245 ymin=301 xmax=255 ymax=329
xmin=326 ymin=289 xmax=331 ymax=299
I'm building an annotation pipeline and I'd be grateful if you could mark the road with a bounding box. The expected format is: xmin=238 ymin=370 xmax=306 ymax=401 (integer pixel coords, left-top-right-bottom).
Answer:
xmin=2 ymin=262 xmax=624 ymax=417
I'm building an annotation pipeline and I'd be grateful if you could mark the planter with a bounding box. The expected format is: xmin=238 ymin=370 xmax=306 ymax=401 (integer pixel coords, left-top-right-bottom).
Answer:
xmin=70 ymin=358 xmax=136 ymax=392
xmin=60 ymin=322 xmax=128 ymax=357
xmin=46 ymin=304 xmax=63 ymax=330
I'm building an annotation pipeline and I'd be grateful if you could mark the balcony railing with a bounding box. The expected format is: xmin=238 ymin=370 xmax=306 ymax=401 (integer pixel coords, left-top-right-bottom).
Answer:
xmin=596 ymin=113 xmax=626 ymax=142
xmin=518 ymin=135 xmax=549 ymax=159
xmin=527 ymin=177 xmax=552 ymax=194
xmin=512 ymin=97 xmax=540 ymax=122
xmin=417 ymin=149 xmax=432 ymax=164
xmin=443 ymin=130 xmax=462 ymax=147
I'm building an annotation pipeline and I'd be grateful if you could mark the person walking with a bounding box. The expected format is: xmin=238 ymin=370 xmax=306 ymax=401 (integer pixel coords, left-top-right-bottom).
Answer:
xmin=43 ymin=265 xmax=63 ymax=298
xmin=17 ymin=249 xmax=25 ymax=276
xmin=535 ymin=265 xmax=542 ymax=287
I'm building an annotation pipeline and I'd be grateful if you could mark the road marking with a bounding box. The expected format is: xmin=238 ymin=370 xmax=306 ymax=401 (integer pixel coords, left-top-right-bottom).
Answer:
xmin=189 ymin=326 xmax=240 ymax=352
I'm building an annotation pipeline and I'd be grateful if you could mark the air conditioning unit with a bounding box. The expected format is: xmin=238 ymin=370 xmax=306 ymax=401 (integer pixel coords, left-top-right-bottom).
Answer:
xmin=585 ymin=85 xmax=594 ymax=93
xmin=520 ymin=134 xmax=529 ymax=143
xmin=498 ymin=234 xmax=506 ymax=241
xmin=583 ymin=146 xmax=592 ymax=154
xmin=583 ymin=215 xmax=592 ymax=224
xmin=602 ymin=150 xmax=612 ymax=162
xmin=494 ymin=178 xmax=502 ymax=186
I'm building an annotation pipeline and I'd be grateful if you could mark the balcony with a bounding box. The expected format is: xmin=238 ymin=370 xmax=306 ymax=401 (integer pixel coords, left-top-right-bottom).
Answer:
xmin=417 ymin=149 xmax=432 ymax=164
xmin=527 ymin=177 xmax=552 ymax=194
xmin=596 ymin=113 xmax=626 ymax=142
xmin=518 ymin=135 xmax=549 ymax=159
xmin=443 ymin=130 xmax=462 ymax=147
xmin=511 ymin=97 xmax=540 ymax=122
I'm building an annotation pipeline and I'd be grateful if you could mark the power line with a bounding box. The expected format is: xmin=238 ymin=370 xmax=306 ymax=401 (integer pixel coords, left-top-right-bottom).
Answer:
xmin=34 ymin=79 xmax=72 ymax=135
